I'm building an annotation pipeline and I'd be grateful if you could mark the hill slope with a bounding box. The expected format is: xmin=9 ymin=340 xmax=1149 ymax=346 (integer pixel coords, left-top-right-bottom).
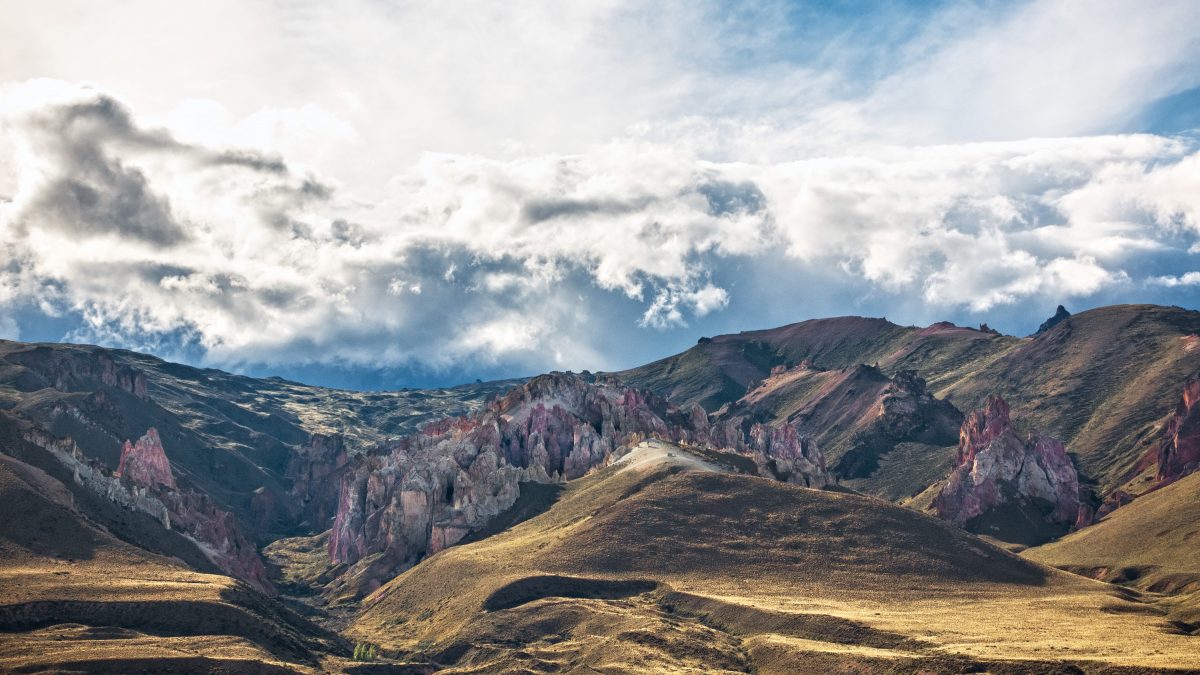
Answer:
xmin=1025 ymin=470 xmax=1200 ymax=627
xmin=350 ymin=441 xmax=1200 ymax=673
xmin=0 ymin=450 xmax=345 ymax=673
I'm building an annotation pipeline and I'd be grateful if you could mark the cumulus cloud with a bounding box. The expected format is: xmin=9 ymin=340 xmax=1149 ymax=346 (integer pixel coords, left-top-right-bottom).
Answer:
xmin=1150 ymin=272 xmax=1200 ymax=287
xmin=2 ymin=79 xmax=1200 ymax=379
xmin=1 ymin=0 xmax=1200 ymax=383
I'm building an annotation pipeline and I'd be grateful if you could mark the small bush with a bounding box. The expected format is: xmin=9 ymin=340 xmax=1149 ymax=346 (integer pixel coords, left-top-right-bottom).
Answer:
xmin=352 ymin=641 xmax=379 ymax=661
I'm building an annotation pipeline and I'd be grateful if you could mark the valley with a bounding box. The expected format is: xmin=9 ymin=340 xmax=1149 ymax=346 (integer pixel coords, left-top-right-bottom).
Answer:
xmin=1 ymin=304 xmax=1199 ymax=673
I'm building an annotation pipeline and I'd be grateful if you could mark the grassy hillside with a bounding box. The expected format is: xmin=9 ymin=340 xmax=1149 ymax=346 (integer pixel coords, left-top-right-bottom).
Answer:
xmin=937 ymin=305 xmax=1200 ymax=493
xmin=1025 ymin=470 xmax=1200 ymax=627
xmin=349 ymin=441 xmax=1200 ymax=673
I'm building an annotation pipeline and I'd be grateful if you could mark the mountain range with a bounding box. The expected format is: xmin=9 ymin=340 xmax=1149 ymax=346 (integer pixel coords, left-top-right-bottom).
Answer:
xmin=1 ymin=303 xmax=1198 ymax=673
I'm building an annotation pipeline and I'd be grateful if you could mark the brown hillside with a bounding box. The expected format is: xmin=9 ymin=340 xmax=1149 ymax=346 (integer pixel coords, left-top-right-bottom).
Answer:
xmin=0 ymin=451 xmax=346 ymax=673
xmin=350 ymin=442 xmax=1200 ymax=673
xmin=1025 ymin=470 xmax=1200 ymax=628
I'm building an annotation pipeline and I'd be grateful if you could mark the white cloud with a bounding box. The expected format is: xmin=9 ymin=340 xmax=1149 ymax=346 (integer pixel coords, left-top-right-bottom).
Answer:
xmin=2 ymin=81 xmax=1200 ymax=374
xmin=1150 ymin=272 xmax=1200 ymax=287
xmin=1 ymin=0 xmax=1199 ymax=379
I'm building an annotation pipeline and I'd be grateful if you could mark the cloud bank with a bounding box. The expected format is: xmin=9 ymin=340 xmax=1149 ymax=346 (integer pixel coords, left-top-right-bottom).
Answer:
xmin=1 ymin=1 xmax=1199 ymax=386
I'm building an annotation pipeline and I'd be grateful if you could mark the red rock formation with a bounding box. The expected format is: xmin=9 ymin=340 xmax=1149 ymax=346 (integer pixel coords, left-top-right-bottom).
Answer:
xmin=112 ymin=427 xmax=274 ymax=595
xmin=934 ymin=395 xmax=1080 ymax=534
xmin=328 ymin=373 xmax=832 ymax=591
xmin=1101 ymin=375 xmax=1200 ymax=523
xmin=1155 ymin=374 xmax=1200 ymax=483
xmin=115 ymin=428 xmax=175 ymax=489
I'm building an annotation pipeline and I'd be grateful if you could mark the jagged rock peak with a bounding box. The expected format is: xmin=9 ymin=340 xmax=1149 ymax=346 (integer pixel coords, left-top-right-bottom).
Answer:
xmin=1035 ymin=305 xmax=1071 ymax=335
xmin=116 ymin=428 xmax=175 ymax=489
xmin=934 ymin=395 xmax=1082 ymax=537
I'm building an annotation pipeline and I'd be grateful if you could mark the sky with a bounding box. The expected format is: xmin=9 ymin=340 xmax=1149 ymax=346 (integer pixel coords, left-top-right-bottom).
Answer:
xmin=1 ymin=0 xmax=1199 ymax=389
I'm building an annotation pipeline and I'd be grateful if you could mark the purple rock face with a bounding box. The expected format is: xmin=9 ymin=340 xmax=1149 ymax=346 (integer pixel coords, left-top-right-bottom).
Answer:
xmin=286 ymin=433 xmax=349 ymax=530
xmin=327 ymin=373 xmax=833 ymax=588
xmin=934 ymin=395 xmax=1080 ymax=531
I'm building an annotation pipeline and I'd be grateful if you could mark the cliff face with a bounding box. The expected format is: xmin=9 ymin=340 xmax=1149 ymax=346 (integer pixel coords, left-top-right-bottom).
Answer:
xmin=327 ymin=373 xmax=832 ymax=595
xmin=7 ymin=347 xmax=149 ymax=400
xmin=1155 ymin=375 xmax=1200 ymax=484
xmin=933 ymin=396 xmax=1081 ymax=543
xmin=286 ymin=433 xmax=349 ymax=531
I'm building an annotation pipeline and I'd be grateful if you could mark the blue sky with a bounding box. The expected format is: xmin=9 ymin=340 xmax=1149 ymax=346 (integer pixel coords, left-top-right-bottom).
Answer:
xmin=1 ymin=0 xmax=1199 ymax=389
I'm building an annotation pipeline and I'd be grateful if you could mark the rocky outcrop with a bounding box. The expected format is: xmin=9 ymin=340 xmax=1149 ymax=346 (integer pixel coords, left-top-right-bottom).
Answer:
xmin=1155 ymin=375 xmax=1200 ymax=483
xmin=24 ymin=424 xmax=275 ymax=595
xmin=25 ymin=427 xmax=174 ymax=530
xmin=327 ymin=373 xmax=832 ymax=594
xmin=111 ymin=428 xmax=274 ymax=595
xmin=833 ymin=370 xmax=963 ymax=478
xmin=1035 ymin=305 xmax=1071 ymax=335
xmin=701 ymin=413 xmax=831 ymax=487
xmin=933 ymin=395 xmax=1081 ymax=540
xmin=115 ymin=428 xmax=176 ymax=489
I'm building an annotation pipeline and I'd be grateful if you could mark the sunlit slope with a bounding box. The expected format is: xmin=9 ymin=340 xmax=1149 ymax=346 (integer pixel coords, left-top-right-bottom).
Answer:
xmin=1026 ymin=470 xmax=1200 ymax=627
xmin=617 ymin=317 xmax=1013 ymax=411
xmin=351 ymin=442 xmax=1199 ymax=673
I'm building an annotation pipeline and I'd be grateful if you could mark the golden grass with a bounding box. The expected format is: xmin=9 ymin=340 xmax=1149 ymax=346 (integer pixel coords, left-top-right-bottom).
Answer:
xmin=349 ymin=442 xmax=1200 ymax=673
xmin=1025 ymin=471 xmax=1200 ymax=627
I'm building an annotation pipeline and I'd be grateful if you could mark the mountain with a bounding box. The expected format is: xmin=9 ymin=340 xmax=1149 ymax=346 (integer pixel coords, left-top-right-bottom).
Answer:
xmin=617 ymin=304 xmax=1200 ymax=499
xmin=616 ymin=316 xmax=1015 ymax=412
xmin=3 ymin=303 xmax=1200 ymax=672
xmin=350 ymin=441 xmax=1200 ymax=672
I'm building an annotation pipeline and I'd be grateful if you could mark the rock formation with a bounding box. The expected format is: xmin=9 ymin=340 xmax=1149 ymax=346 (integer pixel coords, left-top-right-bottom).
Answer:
xmin=833 ymin=370 xmax=963 ymax=478
xmin=115 ymin=428 xmax=176 ymax=489
xmin=1035 ymin=305 xmax=1071 ymax=335
xmin=328 ymin=373 xmax=832 ymax=594
xmin=933 ymin=395 xmax=1080 ymax=538
xmin=1155 ymin=374 xmax=1200 ymax=483
xmin=48 ymin=426 xmax=272 ymax=595
xmin=108 ymin=428 xmax=275 ymax=594
xmin=286 ymin=432 xmax=350 ymax=530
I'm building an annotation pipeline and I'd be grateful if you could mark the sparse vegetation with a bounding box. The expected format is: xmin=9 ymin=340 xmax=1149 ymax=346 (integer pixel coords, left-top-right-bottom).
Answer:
xmin=352 ymin=641 xmax=379 ymax=661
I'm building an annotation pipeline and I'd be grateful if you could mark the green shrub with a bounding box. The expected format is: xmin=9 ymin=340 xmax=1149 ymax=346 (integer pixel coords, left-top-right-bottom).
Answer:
xmin=352 ymin=641 xmax=379 ymax=661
